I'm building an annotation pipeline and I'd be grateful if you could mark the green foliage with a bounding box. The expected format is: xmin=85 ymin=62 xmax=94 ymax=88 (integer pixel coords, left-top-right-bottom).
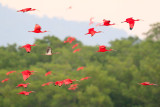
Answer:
xmin=0 ymin=30 xmax=160 ymax=107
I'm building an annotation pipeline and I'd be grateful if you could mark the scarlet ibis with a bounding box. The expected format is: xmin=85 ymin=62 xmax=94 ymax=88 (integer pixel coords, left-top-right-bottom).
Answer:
xmin=6 ymin=71 xmax=16 ymax=75
xmin=64 ymin=37 xmax=75 ymax=43
xmin=89 ymin=17 xmax=94 ymax=26
xmin=68 ymin=87 xmax=77 ymax=90
xmin=45 ymin=71 xmax=52 ymax=76
xmin=77 ymin=66 xmax=84 ymax=71
xmin=138 ymin=82 xmax=157 ymax=86
xmin=85 ymin=28 xmax=101 ymax=37
xmin=17 ymin=8 xmax=37 ymax=13
xmin=70 ymin=84 xmax=79 ymax=88
xmin=17 ymin=91 xmax=35 ymax=96
xmin=1 ymin=78 xmax=9 ymax=83
xmin=97 ymin=45 xmax=113 ymax=52
xmin=16 ymin=83 xmax=30 ymax=88
xmin=21 ymin=70 xmax=35 ymax=81
xmin=63 ymin=79 xmax=73 ymax=85
xmin=101 ymin=19 xmax=115 ymax=26
xmin=81 ymin=77 xmax=91 ymax=81
xmin=41 ymin=82 xmax=53 ymax=86
xmin=121 ymin=17 xmax=141 ymax=30
xmin=20 ymin=44 xmax=36 ymax=53
xmin=42 ymin=47 xmax=59 ymax=55
xmin=28 ymin=24 xmax=48 ymax=33
xmin=73 ymin=48 xmax=81 ymax=53
xmin=72 ymin=43 xmax=79 ymax=49
xmin=55 ymin=81 xmax=63 ymax=87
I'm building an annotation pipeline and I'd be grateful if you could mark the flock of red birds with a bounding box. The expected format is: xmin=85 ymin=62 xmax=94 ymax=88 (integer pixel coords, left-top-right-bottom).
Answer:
xmin=1 ymin=8 xmax=157 ymax=96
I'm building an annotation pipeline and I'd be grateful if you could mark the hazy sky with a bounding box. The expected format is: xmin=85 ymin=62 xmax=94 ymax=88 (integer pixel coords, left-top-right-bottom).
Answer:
xmin=0 ymin=0 xmax=160 ymax=39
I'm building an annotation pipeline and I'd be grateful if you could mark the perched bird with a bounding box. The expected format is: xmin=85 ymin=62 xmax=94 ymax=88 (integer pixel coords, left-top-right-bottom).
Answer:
xmin=41 ymin=82 xmax=53 ymax=86
xmin=73 ymin=48 xmax=81 ymax=53
xmin=6 ymin=71 xmax=16 ymax=75
xmin=54 ymin=81 xmax=64 ymax=87
xmin=63 ymin=79 xmax=73 ymax=85
xmin=97 ymin=45 xmax=113 ymax=52
xmin=1 ymin=78 xmax=9 ymax=83
xmin=17 ymin=8 xmax=37 ymax=13
xmin=20 ymin=44 xmax=36 ymax=53
xmin=42 ymin=47 xmax=59 ymax=55
xmin=28 ymin=24 xmax=48 ymax=33
xmin=16 ymin=83 xmax=30 ymax=88
xmin=45 ymin=71 xmax=52 ymax=76
xmin=72 ymin=43 xmax=79 ymax=49
xmin=17 ymin=91 xmax=35 ymax=96
xmin=81 ymin=77 xmax=91 ymax=81
xmin=138 ymin=82 xmax=157 ymax=86
xmin=121 ymin=17 xmax=141 ymax=30
xmin=101 ymin=19 xmax=115 ymax=26
xmin=85 ymin=28 xmax=101 ymax=37
xmin=21 ymin=70 xmax=35 ymax=81
xmin=64 ymin=37 xmax=75 ymax=43
xmin=89 ymin=17 xmax=94 ymax=26
xmin=77 ymin=66 xmax=85 ymax=71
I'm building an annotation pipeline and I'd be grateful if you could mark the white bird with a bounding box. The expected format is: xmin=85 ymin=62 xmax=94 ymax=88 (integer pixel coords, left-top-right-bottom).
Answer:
xmin=42 ymin=47 xmax=59 ymax=55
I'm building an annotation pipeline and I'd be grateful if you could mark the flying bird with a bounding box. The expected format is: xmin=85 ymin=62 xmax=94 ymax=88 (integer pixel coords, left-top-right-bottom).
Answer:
xmin=85 ymin=28 xmax=101 ymax=37
xmin=97 ymin=45 xmax=113 ymax=52
xmin=77 ymin=66 xmax=85 ymax=71
xmin=28 ymin=24 xmax=48 ymax=33
xmin=20 ymin=44 xmax=36 ymax=53
xmin=64 ymin=37 xmax=75 ymax=43
xmin=17 ymin=8 xmax=37 ymax=13
xmin=41 ymin=82 xmax=53 ymax=86
xmin=101 ymin=19 xmax=115 ymax=26
xmin=16 ymin=83 xmax=30 ymax=88
xmin=54 ymin=81 xmax=64 ymax=87
xmin=21 ymin=70 xmax=35 ymax=81
xmin=1 ymin=78 xmax=9 ymax=83
xmin=73 ymin=48 xmax=81 ymax=53
xmin=17 ymin=91 xmax=35 ymax=96
xmin=121 ymin=17 xmax=141 ymax=30
xmin=89 ymin=17 xmax=94 ymax=26
xmin=6 ymin=71 xmax=16 ymax=75
xmin=63 ymin=79 xmax=74 ymax=85
xmin=81 ymin=77 xmax=91 ymax=81
xmin=45 ymin=71 xmax=52 ymax=76
xmin=42 ymin=47 xmax=59 ymax=55
xmin=72 ymin=43 xmax=79 ymax=49
xmin=138 ymin=82 xmax=157 ymax=86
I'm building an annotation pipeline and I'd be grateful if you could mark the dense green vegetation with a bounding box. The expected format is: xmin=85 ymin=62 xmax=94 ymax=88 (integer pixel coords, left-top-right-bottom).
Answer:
xmin=0 ymin=23 xmax=160 ymax=107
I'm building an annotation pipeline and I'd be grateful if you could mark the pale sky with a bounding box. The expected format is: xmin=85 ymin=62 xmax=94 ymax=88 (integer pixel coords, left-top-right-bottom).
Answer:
xmin=0 ymin=0 xmax=160 ymax=39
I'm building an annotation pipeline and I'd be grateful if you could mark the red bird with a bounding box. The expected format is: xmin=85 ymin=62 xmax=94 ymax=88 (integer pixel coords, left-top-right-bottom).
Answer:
xmin=81 ymin=77 xmax=91 ymax=81
xmin=138 ymin=82 xmax=157 ymax=86
xmin=17 ymin=8 xmax=36 ymax=13
xmin=68 ymin=86 xmax=78 ymax=90
xmin=1 ymin=78 xmax=9 ymax=83
xmin=77 ymin=66 xmax=84 ymax=71
xmin=42 ymin=82 xmax=53 ymax=86
xmin=21 ymin=70 xmax=35 ymax=81
xmin=6 ymin=71 xmax=16 ymax=75
xmin=101 ymin=19 xmax=115 ymax=26
xmin=89 ymin=17 xmax=94 ymax=26
xmin=16 ymin=83 xmax=30 ymax=88
xmin=85 ymin=28 xmax=101 ymax=37
xmin=73 ymin=48 xmax=81 ymax=53
xmin=20 ymin=44 xmax=36 ymax=53
xmin=55 ymin=81 xmax=63 ymax=87
xmin=45 ymin=71 xmax=52 ymax=76
xmin=28 ymin=24 xmax=48 ymax=33
xmin=72 ymin=43 xmax=79 ymax=49
xmin=17 ymin=91 xmax=35 ymax=96
xmin=64 ymin=37 xmax=75 ymax=43
xmin=121 ymin=17 xmax=141 ymax=30
xmin=63 ymin=79 xmax=73 ymax=85
xmin=97 ymin=45 xmax=113 ymax=52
